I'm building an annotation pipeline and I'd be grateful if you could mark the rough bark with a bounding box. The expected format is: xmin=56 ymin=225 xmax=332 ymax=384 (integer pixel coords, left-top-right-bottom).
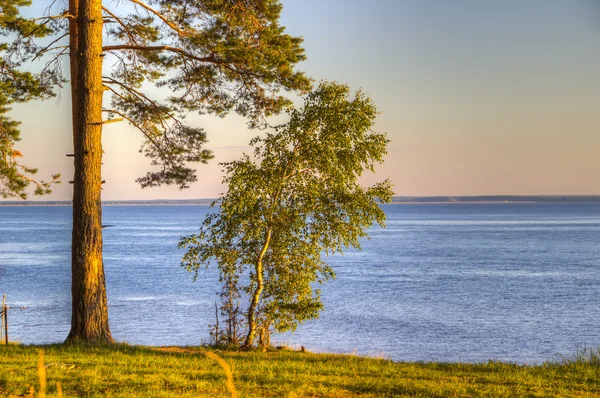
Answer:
xmin=66 ymin=0 xmax=114 ymax=344
xmin=243 ymin=228 xmax=272 ymax=348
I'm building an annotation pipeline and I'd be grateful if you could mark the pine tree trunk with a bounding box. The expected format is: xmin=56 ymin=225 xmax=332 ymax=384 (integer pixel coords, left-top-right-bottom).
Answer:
xmin=65 ymin=0 xmax=114 ymax=344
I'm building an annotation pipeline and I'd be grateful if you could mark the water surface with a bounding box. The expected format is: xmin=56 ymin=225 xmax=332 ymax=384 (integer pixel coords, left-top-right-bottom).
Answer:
xmin=0 ymin=203 xmax=599 ymax=363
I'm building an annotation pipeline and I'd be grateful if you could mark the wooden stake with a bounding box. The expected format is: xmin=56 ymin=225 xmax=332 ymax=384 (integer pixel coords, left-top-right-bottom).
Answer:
xmin=2 ymin=294 xmax=7 ymax=345
xmin=4 ymin=306 xmax=8 ymax=345
xmin=1 ymin=294 xmax=4 ymax=344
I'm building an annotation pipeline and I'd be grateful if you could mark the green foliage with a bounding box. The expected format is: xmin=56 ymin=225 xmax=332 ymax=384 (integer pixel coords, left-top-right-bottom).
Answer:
xmin=0 ymin=0 xmax=60 ymax=199
xmin=0 ymin=0 xmax=53 ymax=38
xmin=3 ymin=0 xmax=310 ymax=190
xmin=180 ymin=82 xmax=394 ymax=347
xmin=0 ymin=71 xmax=61 ymax=199
xmin=101 ymin=0 xmax=311 ymax=188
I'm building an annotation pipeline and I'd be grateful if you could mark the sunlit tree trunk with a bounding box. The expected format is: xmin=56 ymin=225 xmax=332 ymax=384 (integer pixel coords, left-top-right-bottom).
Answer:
xmin=243 ymin=228 xmax=272 ymax=348
xmin=66 ymin=0 xmax=114 ymax=343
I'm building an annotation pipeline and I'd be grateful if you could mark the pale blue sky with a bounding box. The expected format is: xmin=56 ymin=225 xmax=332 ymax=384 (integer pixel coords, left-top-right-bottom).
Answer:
xmin=9 ymin=0 xmax=600 ymax=200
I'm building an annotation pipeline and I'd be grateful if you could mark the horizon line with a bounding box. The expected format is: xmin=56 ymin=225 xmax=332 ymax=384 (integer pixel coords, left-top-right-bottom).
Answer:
xmin=2 ymin=194 xmax=600 ymax=204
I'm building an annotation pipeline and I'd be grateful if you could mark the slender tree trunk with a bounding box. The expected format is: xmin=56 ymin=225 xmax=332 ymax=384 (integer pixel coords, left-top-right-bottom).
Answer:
xmin=66 ymin=0 xmax=114 ymax=343
xmin=243 ymin=228 xmax=272 ymax=348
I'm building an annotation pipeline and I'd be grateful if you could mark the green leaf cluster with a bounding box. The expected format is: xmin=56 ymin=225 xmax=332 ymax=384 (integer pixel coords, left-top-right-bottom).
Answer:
xmin=180 ymin=82 xmax=394 ymax=347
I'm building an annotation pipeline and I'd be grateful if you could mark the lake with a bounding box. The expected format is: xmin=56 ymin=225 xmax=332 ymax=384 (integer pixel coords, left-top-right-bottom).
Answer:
xmin=0 ymin=203 xmax=599 ymax=363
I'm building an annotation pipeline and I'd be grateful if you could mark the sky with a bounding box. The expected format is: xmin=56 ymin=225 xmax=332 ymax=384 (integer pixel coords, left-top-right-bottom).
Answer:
xmin=9 ymin=0 xmax=600 ymax=200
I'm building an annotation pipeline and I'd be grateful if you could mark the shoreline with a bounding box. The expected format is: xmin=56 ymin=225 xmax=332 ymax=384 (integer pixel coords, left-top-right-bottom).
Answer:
xmin=4 ymin=200 xmax=600 ymax=206
xmin=2 ymin=195 xmax=599 ymax=206
xmin=6 ymin=200 xmax=600 ymax=207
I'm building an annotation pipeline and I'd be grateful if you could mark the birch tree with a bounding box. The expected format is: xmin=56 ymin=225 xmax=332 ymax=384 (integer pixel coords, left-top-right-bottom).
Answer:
xmin=1 ymin=0 xmax=309 ymax=343
xmin=180 ymin=82 xmax=394 ymax=348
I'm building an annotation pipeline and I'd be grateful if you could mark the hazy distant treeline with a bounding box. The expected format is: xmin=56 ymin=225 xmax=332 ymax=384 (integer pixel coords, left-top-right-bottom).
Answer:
xmin=1 ymin=196 xmax=600 ymax=206
xmin=391 ymin=196 xmax=600 ymax=203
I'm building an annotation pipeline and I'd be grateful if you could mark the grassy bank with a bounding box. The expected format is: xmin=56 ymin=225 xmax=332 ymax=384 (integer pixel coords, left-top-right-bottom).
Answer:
xmin=1 ymin=344 xmax=600 ymax=397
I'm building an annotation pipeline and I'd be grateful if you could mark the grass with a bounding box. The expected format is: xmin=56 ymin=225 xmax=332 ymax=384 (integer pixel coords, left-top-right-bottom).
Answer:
xmin=1 ymin=344 xmax=600 ymax=397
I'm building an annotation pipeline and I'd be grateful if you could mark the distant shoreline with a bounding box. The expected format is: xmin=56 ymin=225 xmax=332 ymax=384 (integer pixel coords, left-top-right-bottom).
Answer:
xmin=0 ymin=202 xmax=214 ymax=207
xmin=388 ymin=201 xmax=538 ymax=204
xmin=1 ymin=195 xmax=599 ymax=206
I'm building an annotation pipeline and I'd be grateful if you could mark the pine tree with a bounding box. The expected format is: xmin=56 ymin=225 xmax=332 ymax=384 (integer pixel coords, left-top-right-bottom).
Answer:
xmin=1 ymin=0 xmax=310 ymax=343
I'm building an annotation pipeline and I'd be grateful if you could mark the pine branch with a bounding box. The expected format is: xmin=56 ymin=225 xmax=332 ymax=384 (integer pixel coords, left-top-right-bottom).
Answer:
xmin=101 ymin=108 xmax=170 ymax=162
xmin=41 ymin=47 xmax=69 ymax=75
xmin=32 ymin=33 xmax=69 ymax=61
xmin=102 ymin=45 xmax=225 ymax=64
xmin=33 ymin=12 xmax=75 ymax=21
xmin=1 ymin=131 xmax=61 ymax=198
xmin=125 ymin=0 xmax=191 ymax=37
xmin=101 ymin=7 xmax=140 ymax=46
xmin=102 ymin=83 xmax=171 ymax=132
xmin=103 ymin=76 xmax=170 ymax=114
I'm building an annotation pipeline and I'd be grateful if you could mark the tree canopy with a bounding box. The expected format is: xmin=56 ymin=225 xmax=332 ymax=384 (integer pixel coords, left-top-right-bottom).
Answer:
xmin=180 ymin=82 xmax=394 ymax=348
xmin=0 ymin=2 xmax=60 ymax=198
xmin=2 ymin=0 xmax=311 ymax=190
xmin=1 ymin=0 xmax=311 ymax=342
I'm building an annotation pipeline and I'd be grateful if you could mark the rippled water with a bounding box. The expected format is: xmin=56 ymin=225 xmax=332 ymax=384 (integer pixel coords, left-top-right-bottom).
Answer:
xmin=0 ymin=203 xmax=599 ymax=363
